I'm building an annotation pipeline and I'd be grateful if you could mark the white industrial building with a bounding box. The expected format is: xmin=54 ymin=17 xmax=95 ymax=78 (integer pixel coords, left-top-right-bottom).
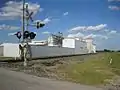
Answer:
xmin=0 ymin=35 xmax=96 ymax=58
xmin=62 ymin=38 xmax=88 ymax=54
xmin=62 ymin=37 xmax=96 ymax=53
xmin=0 ymin=43 xmax=20 ymax=57
xmin=85 ymin=38 xmax=96 ymax=53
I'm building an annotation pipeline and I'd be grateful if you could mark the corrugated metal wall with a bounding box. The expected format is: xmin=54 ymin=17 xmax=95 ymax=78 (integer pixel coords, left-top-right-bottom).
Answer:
xmin=2 ymin=43 xmax=89 ymax=58
xmin=0 ymin=46 xmax=3 ymax=56
xmin=75 ymin=40 xmax=88 ymax=54
xmin=3 ymin=44 xmax=20 ymax=57
xmin=31 ymin=46 xmax=75 ymax=58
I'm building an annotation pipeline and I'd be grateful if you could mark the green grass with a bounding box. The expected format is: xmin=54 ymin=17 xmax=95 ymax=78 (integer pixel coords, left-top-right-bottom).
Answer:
xmin=54 ymin=52 xmax=120 ymax=86
xmin=0 ymin=57 xmax=13 ymax=60
xmin=108 ymin=52 xmax=120 ymax=75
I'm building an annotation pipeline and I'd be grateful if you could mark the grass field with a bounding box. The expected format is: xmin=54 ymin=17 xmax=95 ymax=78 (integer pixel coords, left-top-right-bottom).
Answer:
xmin=0 ymin=57 xmax=13 ymax=61
xmin=48 ymin=52 xmax=120 ymax=86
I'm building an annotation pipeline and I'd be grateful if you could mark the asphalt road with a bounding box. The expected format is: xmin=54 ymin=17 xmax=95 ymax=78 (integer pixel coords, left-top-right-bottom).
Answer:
xmin=0 ymin=68 xmax=103 ymax=90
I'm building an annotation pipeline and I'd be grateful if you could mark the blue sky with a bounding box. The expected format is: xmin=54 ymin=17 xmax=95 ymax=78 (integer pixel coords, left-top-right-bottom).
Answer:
xmin=0 ymin=0 xmax=120 ymax=50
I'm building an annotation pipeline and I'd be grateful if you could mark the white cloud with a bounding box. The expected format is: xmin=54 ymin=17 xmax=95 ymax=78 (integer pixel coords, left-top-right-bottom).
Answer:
xmin=69 ymin=26 xmax=86 ymax=32
xmin=87 ymin=24 xmax=107 ymax=30
xmin=0 ymin=1 xmax=41 ymax=20
xmin=108 ymin=6 xmax=120 ymax=10
xmin=67 ymin=32 xmax=84 ymax=38
xmin=0 ymin=24 xmax=20 ymax=30
xmin=96 ymin=35 xmax=109 ymax=40
xmin=69 ymin=24 xmax=107 ymax=33
xmin=67 ymin=32 xmax=108 ymax=40
xmin=108 ymin=30 xmax=117 ymax=34
xmin=63 ymin=12 xmax=69 ymax=16
xmin=84 ymin=34 xmax=96 ymax=39
xmin=104 ymin=29 xmax=109 ymax=32
xmin=84 ymin=34 xmax=108 ymax=40
xmin=8 ymin=32 xmax=18 ymax=36
xmin=42 ymin=31 xmax=50 ymax=35
xmin=43 ymin=18 xmax=51 ymax=24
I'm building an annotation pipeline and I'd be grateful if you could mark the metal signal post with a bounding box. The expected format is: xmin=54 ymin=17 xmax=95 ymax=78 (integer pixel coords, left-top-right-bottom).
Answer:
xmin=20 ymin=0 xmax=45 ymax=66
xmin=22 ymin=0 xmax=31 ymax=66
xmin=22 ymin=0 xmax=32 ymax=66
xmin=22 ymin=0 xmax=26 ymax=66
xmin=22 ymin=0 xmax=25 ymax=42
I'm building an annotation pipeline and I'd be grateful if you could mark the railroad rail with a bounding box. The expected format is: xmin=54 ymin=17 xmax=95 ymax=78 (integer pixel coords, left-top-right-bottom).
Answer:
xmin=0 ymin=53 xmax=97 ymax=63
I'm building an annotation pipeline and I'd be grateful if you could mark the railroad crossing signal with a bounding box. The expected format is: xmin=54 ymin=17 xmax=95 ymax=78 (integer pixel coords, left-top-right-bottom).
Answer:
xmin=23 ymin=31 xmax=36 ymax=39
xmin=29 ymin=32 xmax=36 ymax=39
xmin=25 ymin=3 xmax=45 ymax=29
xmin=36 ymin=21 xmax=45 ymax=29
xmin=15 ymin=31 xmax=22 ymax=39
xmin=12 ymin=1 xmax=46 ymax=67
xmin=23 ymin=31 xmax=29 ymax=39
xmin=14 ymin=31 xmax=36 ymax=40
xmin=25 ymin=3 xmax=34 ymax=22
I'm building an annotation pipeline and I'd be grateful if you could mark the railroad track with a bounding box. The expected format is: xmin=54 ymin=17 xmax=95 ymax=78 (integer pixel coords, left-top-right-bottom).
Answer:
xmin=0 ymin=53 xmax=97 ymax=63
